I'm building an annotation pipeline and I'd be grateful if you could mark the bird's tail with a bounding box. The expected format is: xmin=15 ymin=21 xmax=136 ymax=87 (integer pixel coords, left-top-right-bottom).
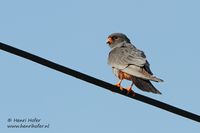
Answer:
xmin=149 ymin=76 xmax=164 ymax=82
xmin=133 ymin=77 xmax=162 ymax=94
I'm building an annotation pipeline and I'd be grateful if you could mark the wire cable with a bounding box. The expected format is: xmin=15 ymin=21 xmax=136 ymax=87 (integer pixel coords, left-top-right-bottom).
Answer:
xmin=1 ymin=42 xmax=200 ymax=123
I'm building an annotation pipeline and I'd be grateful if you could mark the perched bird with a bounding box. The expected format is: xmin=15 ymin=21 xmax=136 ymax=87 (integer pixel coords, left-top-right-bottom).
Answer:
xmin=107 ymin=33 xmax=163 ymax=95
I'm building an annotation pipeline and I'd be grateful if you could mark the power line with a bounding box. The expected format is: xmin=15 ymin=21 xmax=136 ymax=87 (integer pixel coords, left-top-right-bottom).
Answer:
xmin=1 ymin=42 xmax=200 ymax=123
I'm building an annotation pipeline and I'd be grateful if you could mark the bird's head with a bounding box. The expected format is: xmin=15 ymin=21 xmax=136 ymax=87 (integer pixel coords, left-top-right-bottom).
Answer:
xmin=106 ymin=33 xmax=131 ymax=48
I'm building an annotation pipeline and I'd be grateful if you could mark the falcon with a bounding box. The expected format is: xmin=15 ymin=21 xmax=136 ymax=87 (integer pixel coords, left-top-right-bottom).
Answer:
xmin=107 ymin=33 xmax=163 ymax=95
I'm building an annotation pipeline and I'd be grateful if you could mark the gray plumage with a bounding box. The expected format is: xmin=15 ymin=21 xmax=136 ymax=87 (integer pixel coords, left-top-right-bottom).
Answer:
xmin=107 ymin=33 xmax=163 ymax=94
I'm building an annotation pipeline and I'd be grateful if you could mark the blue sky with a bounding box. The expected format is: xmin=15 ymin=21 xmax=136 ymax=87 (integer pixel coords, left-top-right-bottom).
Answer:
xmin=1 ymin=0 xmax=200 ymax=132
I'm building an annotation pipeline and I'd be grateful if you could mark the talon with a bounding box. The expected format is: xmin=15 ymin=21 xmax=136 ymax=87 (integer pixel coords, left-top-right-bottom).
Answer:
xmin=126 ymin=87 xmax=132 ymax=94
xmin=125 ymin=87 xmax=135 ymax=96
xmin=114 ymin=80 xmax=124 ymax=91
xmin=115 ymin=83 xmax=120 ymax=87
xmin=119 ymin=86 xmax=124 ymax=91
xmin=115 ymin=83 xmax=123 ymax=91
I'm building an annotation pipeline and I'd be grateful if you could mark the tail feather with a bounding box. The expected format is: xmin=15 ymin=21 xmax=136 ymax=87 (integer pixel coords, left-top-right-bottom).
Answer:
xmin=150 ymin=76 xmax=164 ymax=82
xmin=133 ymin=77 xmax=161 ymax=94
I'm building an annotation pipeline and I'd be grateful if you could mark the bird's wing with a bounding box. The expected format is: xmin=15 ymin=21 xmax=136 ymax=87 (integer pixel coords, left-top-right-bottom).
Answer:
xmin=108 ymin=46 xmax=146 ymax=69
xmin=108 ymin=46 xmax=163 ymax=82
xmin=144 ymin=60 xmax=153 ymax=75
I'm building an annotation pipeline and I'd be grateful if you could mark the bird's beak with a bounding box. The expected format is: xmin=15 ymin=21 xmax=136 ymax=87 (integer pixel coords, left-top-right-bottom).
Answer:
xmin=106 ymin=37 xmax=113 ymax=45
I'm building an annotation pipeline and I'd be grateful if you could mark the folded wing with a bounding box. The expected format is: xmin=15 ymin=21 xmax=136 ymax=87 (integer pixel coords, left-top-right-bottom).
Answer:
xmin=108 ymin=46 xmax=163 ymax=82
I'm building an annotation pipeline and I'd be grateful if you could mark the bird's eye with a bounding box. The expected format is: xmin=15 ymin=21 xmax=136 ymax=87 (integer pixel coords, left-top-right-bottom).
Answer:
xmin=112 ymin=36 xmax=118 ymax=40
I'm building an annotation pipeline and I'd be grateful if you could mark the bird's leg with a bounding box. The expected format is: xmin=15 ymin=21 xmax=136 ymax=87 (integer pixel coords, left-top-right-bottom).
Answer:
xmin=115 ymin=79 xmax=123 ymax=91
xmin=125 ymin=82 xmax=135 ymax=96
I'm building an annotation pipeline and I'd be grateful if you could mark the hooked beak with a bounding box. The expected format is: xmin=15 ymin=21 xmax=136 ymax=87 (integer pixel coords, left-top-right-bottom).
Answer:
xmin=106 ymin=37 xmax=113 ymax=45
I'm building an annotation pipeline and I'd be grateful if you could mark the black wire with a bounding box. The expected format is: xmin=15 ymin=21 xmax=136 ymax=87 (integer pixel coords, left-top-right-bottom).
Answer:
xmin=1 ymin=42 xmax=200 ymax=123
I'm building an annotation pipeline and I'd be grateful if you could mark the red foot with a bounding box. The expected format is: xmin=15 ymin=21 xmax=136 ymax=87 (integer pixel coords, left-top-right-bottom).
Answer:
xmin=115 ymin=83 xmax=123 ymax=91
xmin=125 ymin=87 xmax=135 ymax=96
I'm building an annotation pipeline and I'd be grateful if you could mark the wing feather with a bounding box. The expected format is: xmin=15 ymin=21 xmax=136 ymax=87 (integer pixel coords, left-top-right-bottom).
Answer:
xmin=108 ymin=46 xmax=163 ymax=82
xmin=108 ymin=46 xmax=146 ymax=69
